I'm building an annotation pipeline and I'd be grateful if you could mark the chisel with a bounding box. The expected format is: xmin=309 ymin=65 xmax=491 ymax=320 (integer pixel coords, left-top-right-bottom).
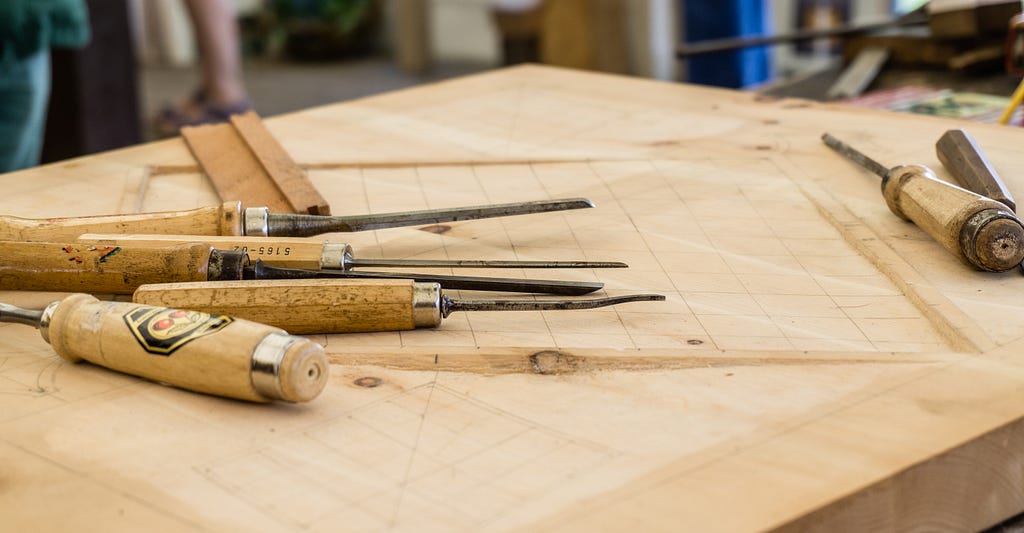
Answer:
xmin=0 ymin=198 xmax=594 ymax=242
xmin=0 ymin=294 xmax=327 ymax=402
xmin=77 ymin=234 xmax=627 ymax=270
xmin=0 ymin=241 xmax=604 ymax=295
xmin=132 ymin=279 xmax=665 ymax=334
xmin=936 ymin=129 xmax=1015 ymax=212
xmin=822 ymin=133 xmax=1024 ymax=272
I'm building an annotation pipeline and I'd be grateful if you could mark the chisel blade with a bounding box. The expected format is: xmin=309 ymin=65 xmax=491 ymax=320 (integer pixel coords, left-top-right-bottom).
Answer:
xmin=246 ymin=261 xmax=604 ymax=296
xmin=443 ymin=294 xmax=666 ymax=317
xmin=0 ymin=303 xmax=43 ymax=327
xmin=347 ymin=258 xmax=628 ymax=269
xmin=821 ymin=133 xmax=890 ymax=178
xmin=264 ymin=198 xmax=595 ymax=237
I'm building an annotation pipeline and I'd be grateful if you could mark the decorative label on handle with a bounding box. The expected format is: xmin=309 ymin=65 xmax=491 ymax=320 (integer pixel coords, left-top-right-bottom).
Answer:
xmin=123 ymin=307 xmax=233 ymax=355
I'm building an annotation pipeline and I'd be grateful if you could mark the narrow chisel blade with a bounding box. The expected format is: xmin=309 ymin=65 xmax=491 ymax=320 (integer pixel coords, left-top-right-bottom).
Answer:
xmin=246 ymin=262 xmax=604 ymax=296
xmin=443 ymin=294 xmax=666 ymax=317
xmin=347 ymin=258 xmax=627 ymax=269
xmin=266 ymin=198 xmax=595 ymax=237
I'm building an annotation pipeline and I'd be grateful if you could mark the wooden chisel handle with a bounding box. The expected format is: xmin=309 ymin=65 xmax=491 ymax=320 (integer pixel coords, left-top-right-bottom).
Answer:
xmin=132 ymin=279 xmax=442 ymax=334
xmin=0 ymin=241 xmax=234 ymax=294
xmin=0 ymin=201 xmax=243 ymax=242
xmin=42 ymin=293 xmax=327 ymax=402
xmin=883 ymin=164 xmax=1024 ymax=271
xmin=78 ymin=233 xmax=344 ymax=270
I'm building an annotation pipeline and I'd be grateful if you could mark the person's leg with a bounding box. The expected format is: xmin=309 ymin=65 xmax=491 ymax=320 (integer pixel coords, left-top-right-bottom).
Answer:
xmin=183 ymin=0 xmax=248 ymax=108
xmin=0 ymin=50 xmax=51 ymax=171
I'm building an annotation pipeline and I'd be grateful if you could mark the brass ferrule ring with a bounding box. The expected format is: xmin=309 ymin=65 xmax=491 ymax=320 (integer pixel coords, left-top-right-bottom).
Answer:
xmin=250 ymin=332 xmax=297 ymax=401
xmin=243 ymin=207 xmax=270 ymax=237
xmin=411 ymin=282 xmax=442 ymax=328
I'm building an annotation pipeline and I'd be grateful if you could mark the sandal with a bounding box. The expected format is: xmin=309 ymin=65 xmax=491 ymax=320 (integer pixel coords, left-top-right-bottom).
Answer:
xmin=153 ymin=90 xmax=252 ymax=137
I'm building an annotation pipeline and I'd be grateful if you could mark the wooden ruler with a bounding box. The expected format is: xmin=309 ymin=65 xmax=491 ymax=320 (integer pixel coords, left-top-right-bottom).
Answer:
xmin=181 ymin=111 xmax=331 ymax=215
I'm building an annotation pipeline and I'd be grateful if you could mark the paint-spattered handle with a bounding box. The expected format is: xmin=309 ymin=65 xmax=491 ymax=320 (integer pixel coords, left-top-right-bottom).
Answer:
xmin=0 ymin=202 xmax=243 ymax=242
xmin=45 ymin=294 xmax=328 ymax=402
xmin=133 ymin=278 xmax=440 ymax=334
xmin=0 ymin=241 xmax=216 ymax=294
xmin=882 ymin=164 xmax=1024 ymax=272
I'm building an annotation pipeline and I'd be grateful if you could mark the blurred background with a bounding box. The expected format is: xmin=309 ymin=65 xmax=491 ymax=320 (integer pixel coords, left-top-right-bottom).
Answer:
xmin=42 ymin=0 xmax=1024 ymax=165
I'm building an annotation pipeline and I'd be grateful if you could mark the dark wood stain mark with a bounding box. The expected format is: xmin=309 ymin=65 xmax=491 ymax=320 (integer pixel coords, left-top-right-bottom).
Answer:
xmin=354 ymin=376 xmax=383 ymax=388
xmin=419 ymin=224 xmax=451 ymax=234
xmin=529 ymin=350 xmax=583 ymax=375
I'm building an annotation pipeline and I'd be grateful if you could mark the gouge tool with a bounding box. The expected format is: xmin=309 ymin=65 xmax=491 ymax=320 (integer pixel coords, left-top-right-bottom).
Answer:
xmin=0 ymin=242 xmax=604 ymax=295
xmin=822 ymin=133 xmax=1024 ymax=272
xmin=1 ymin=198 xmax=595 ymax=242
xmin=77 ymin=234 xmax=627 ymax=270
xmin=132 ymin=279 xmax=666 ymax=334
xmin=0 ymin=294 xmax=327 ymax=402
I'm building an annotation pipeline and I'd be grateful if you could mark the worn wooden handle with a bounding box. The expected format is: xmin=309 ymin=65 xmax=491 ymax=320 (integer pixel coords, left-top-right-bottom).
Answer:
xmin=132 ymin=278 xmax=441 ymax=334
xmin=883 ymin=164 xmax=1024 ymax=271
xmin=44 ymin=293 xmax=327 ymax=402
xmin=0 ymin=201 xmax=243 ymax=242
xmin=0 ymin=241 xmax=216 ymax=294
xmin=78 ymin=234 xmax=339 ymax=270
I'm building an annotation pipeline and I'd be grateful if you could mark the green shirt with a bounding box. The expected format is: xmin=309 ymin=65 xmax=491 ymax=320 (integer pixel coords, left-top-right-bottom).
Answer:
xmin=0 ymin=0 xmax=90 ymax=62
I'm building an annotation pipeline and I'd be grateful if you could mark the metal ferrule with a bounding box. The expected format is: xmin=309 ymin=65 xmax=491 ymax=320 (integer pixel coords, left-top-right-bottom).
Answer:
xmin=250 ymin=332 xmax=297 ymax=401
xmin=959 ymin=207 xmax=1019 ymax=271
xmin=38 ymin=301 xmax=59 ymax=344
xmin=243 ymin=207 xmax=270 ymax=237
xmin=320 ymin=243 xmax=353 ymax=270
xmin=208 ymin=250 xmax=249 ymax=281
xmin=411 ymin=282 xmax=442 ymax=328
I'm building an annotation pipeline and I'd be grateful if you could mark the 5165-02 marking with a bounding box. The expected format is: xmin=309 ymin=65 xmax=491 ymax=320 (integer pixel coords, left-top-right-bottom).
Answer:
xmin=232 ymin=245 xmax=292 ymax=257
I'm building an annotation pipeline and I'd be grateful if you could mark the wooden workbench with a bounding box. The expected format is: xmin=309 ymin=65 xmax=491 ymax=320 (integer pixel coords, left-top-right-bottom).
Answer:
xmin=4 ymin=65 xmax=1024 ymax=532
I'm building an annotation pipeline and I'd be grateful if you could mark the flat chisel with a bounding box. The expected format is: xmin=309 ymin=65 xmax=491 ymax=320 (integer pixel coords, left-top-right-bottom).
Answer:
xmin=77 ymin=234 xmax=627 ymax=270
xmin=0 ymin=294 xmax=327 ymax=402
xmin=0 ymin=198 xmax=594 ymax=242
xmin=822 ymin=133 xmax=1024 ymax=272
xmin=132 ymin=279 xmax=665 ymax=334
xmin=0 ymin=242 xmax=604 ymax=295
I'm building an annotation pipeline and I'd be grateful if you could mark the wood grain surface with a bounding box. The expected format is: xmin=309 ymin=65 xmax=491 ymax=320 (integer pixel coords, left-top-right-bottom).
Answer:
xmin=3 ymin=65 xmax=1024 ymax=532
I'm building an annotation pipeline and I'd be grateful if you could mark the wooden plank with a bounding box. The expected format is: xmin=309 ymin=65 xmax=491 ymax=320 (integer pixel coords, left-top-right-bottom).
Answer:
xmin=180 ymin=111 xmax=329 ymax=214
xmin=229 ymin=112 xmax=330 ymax=215
xmin=6 ymin=65 xmax=1024 ymax=531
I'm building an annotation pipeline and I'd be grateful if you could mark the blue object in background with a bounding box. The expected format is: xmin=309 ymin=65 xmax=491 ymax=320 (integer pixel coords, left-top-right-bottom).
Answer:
xmin=684 ymin=0 xmax=771 ymax=88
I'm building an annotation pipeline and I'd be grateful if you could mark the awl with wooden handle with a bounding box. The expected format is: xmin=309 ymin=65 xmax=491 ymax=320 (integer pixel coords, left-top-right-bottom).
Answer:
xmin=936 ymin=129 xmax=1015 ymax=212
xmin=132 ymin=279 xmax=665 ymax=334
xmin=0 ymin=294 xmax=327 ymax=402
xmin=0 ymin=198 xmax=594 ymax=242
xmin=0 ymin=241 xmax=604 ymax=295
xmin=822 ymin=133 xmax=1024 ymax=272
xmin=77 ymin=234 xmax=627 ymax=270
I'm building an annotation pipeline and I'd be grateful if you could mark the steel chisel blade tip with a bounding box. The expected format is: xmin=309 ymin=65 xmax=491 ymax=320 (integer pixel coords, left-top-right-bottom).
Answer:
xmin=270 ymin=197 xmax=598 ymax=236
